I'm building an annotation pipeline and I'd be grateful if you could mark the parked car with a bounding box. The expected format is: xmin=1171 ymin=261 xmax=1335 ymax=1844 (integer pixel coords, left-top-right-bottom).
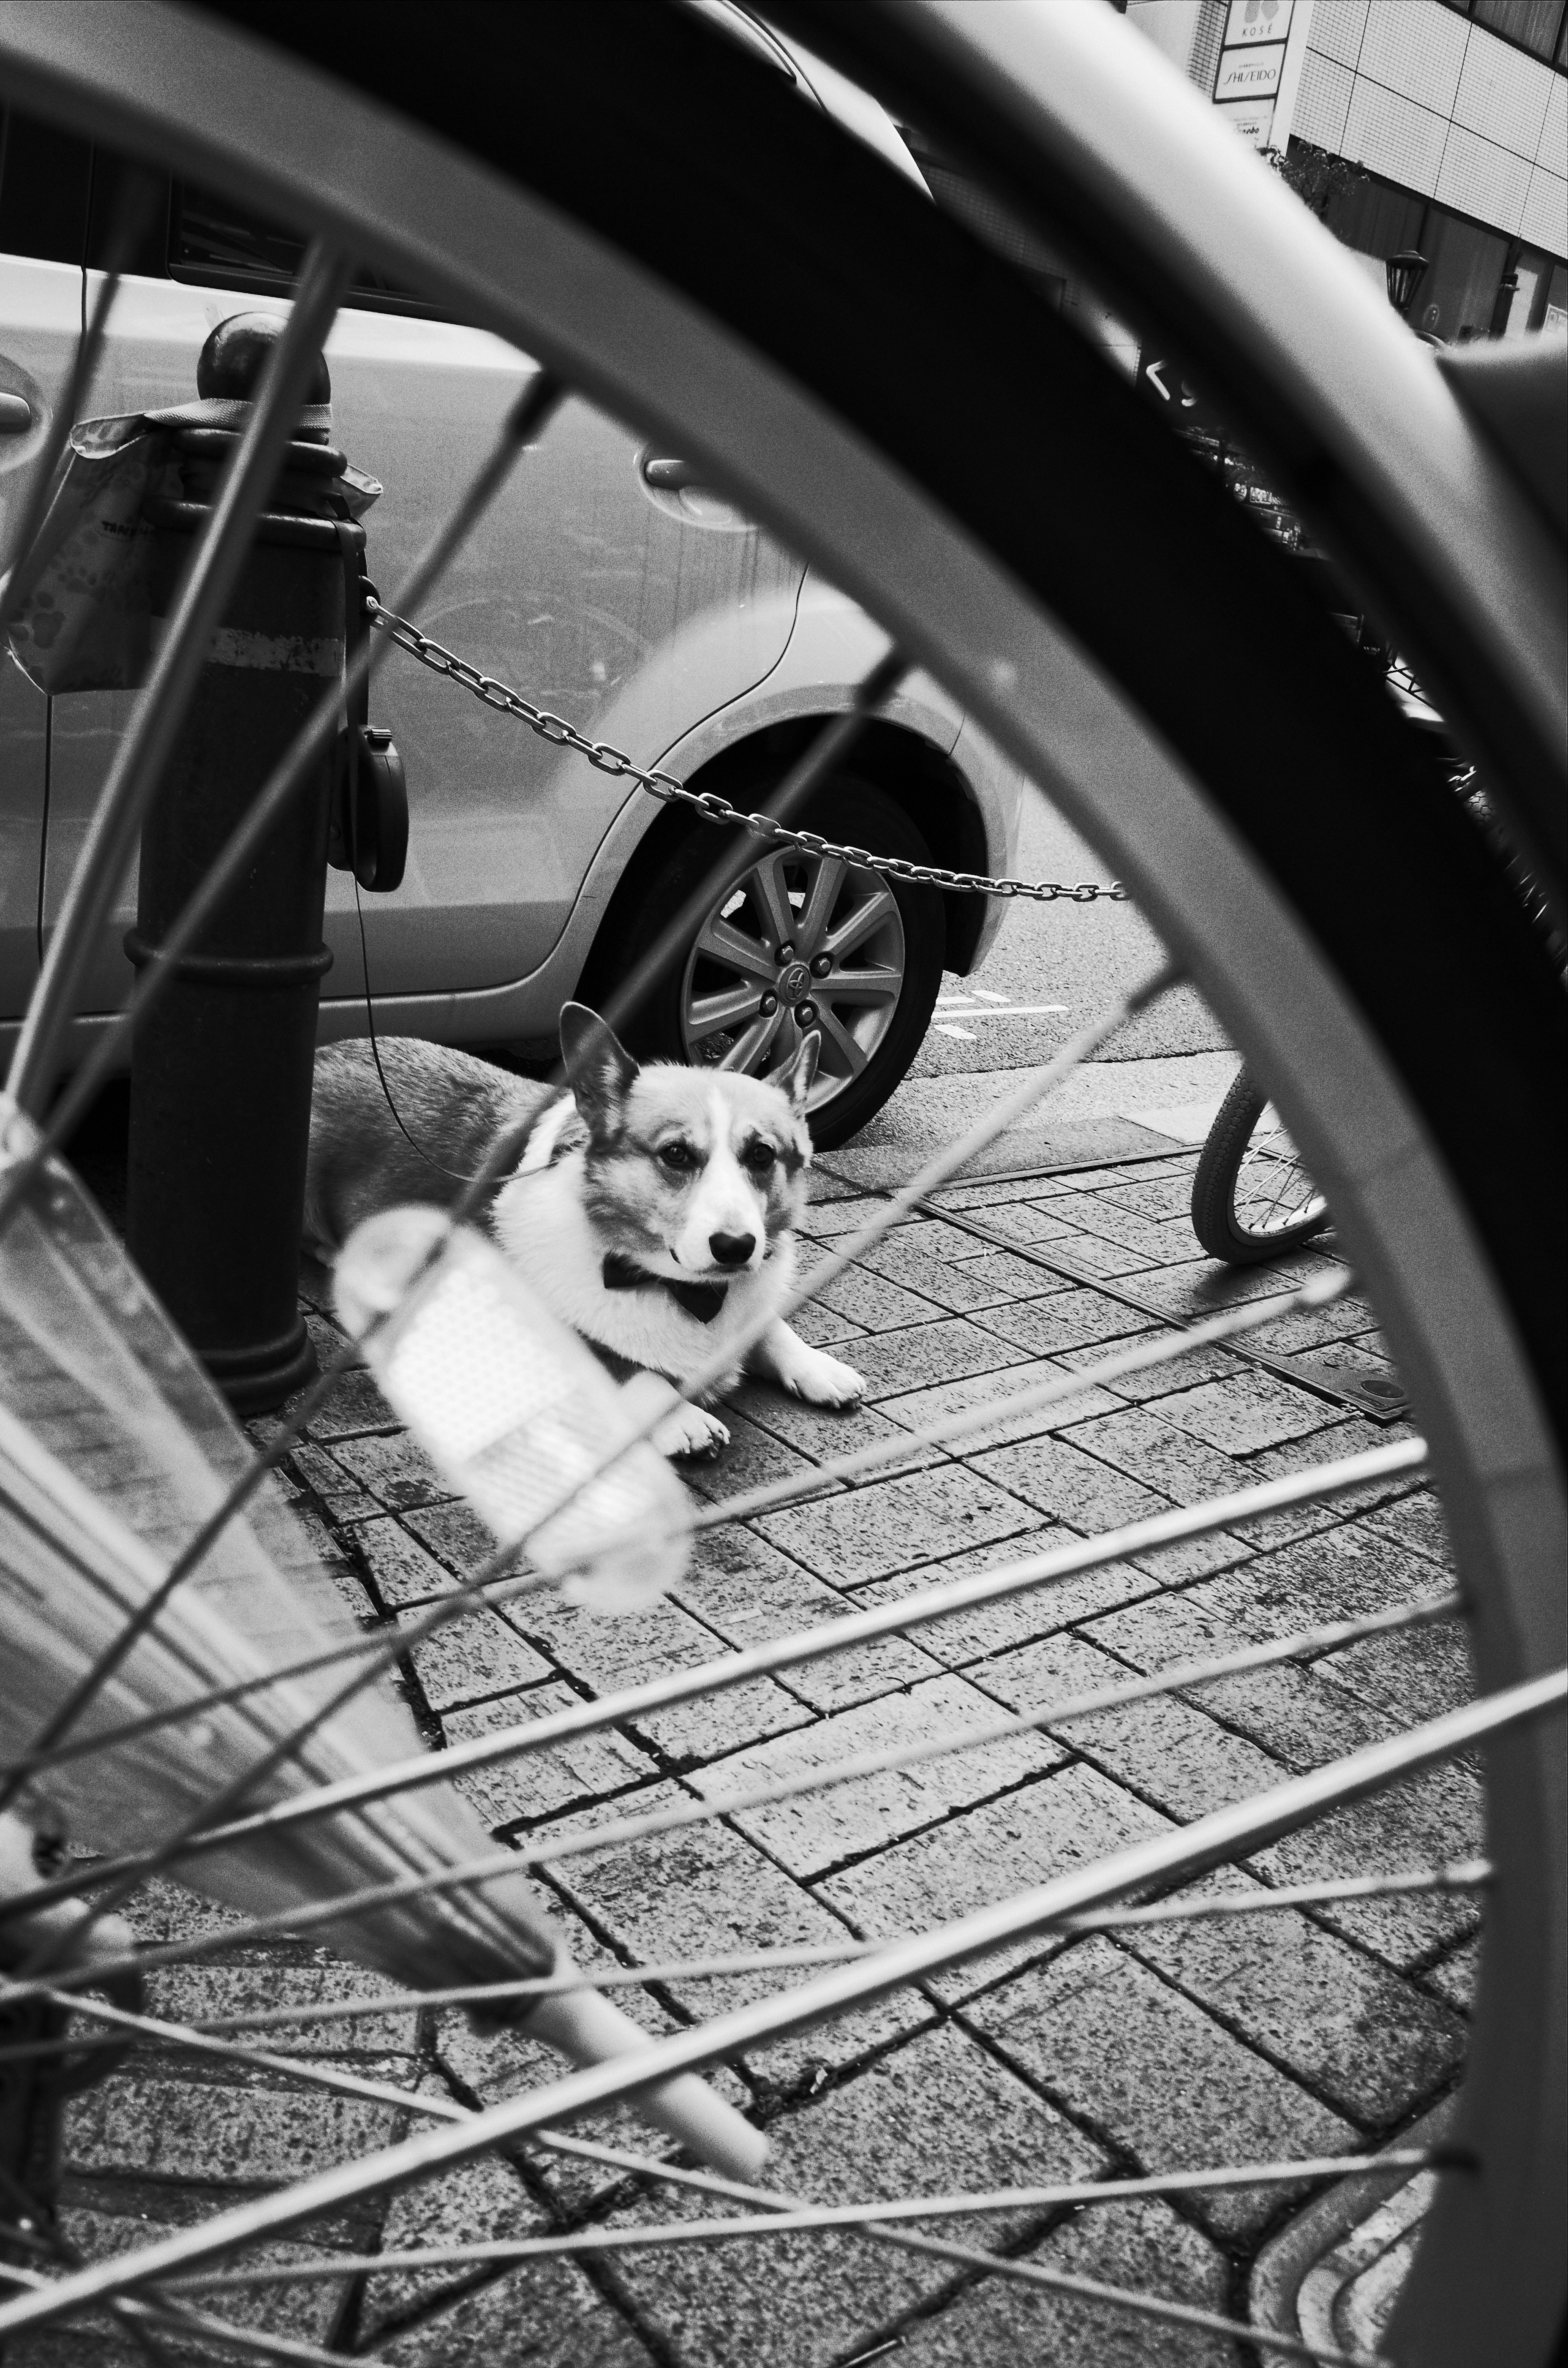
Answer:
xmin=0 ymin=9 xmax=1022 ymax=1149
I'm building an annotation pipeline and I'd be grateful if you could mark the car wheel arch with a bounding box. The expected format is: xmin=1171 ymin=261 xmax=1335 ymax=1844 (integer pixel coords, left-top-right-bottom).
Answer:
xmin=572 ymin=711 xmax=990 ymax=1012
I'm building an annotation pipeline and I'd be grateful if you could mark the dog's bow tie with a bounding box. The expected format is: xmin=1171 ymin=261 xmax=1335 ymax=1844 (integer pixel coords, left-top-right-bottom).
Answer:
xmin=601 ymin=1251 xmax=728 ymax=1324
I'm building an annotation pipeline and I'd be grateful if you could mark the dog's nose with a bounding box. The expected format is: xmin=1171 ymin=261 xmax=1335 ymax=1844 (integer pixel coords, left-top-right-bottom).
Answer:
xmin=709 ymin=1230 xmax=756 ymax=1269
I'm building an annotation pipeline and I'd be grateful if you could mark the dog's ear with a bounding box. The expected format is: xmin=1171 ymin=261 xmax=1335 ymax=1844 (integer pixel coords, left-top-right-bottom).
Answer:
xmin=559 ymin=1003 xmax=639 ymax=1135
xmin=776 ymin=1030 xmax=820 ymax=1121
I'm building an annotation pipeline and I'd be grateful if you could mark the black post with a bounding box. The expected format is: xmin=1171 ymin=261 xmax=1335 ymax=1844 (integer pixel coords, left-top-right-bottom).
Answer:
xmin=126 ymin=315 xmax=352 ymax=1414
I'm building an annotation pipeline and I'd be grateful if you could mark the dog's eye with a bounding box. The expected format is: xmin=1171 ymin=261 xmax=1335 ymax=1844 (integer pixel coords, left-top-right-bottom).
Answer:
xmin=743 ymin=1140 xmax=777 ymax=1175
xmin=657 ymin=1140 xmax=698 ymax=1173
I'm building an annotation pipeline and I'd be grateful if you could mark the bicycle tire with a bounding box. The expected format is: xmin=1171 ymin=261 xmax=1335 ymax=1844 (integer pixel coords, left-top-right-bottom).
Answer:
xmin=1190 ymin=1069 xmax=1332 ymax=1264
xmin=0 ymin=6 xmax=1561 ymax=2364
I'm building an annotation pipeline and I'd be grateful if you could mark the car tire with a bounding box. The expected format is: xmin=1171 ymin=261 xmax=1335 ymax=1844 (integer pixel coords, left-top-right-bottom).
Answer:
xmin=602 ymin=774 xmax=945 ymax=1151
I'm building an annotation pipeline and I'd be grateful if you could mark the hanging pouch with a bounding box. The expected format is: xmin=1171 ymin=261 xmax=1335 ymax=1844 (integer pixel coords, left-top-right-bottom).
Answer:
xmin=330 ymin=521 xmax=408 ymax=892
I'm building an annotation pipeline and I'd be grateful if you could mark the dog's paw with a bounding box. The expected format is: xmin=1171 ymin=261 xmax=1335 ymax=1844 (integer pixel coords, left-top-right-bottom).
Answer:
xmin=651 ymin=1402 xmax=731 ymax=1462
xmin=778 ymin=1342 xmax=865 ymax=1409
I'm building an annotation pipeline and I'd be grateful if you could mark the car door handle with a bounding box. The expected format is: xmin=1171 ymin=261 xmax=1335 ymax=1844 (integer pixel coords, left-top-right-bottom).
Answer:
xmin=641 ymin=455 xmax=706 ymax=491
xmin=0 ymin=392 xmax=33 ymax=434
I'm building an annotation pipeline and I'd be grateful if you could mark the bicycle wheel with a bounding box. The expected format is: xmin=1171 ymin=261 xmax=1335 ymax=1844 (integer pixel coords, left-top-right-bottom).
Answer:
xmin=1191 ymin=1072 xmax=1332 ymax=1265
xmin=0 ymin=5 xmax=1561 ymax=2365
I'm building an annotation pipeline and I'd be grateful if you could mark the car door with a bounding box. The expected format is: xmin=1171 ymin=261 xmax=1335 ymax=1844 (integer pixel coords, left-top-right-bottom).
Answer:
xmin=0 ymin=109 xmax=89 ymax=1031
xmin=41 ymin=163 xmax=805 ymax=1026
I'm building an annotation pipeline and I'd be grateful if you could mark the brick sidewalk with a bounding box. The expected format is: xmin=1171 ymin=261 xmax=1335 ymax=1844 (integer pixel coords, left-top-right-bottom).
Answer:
xmin=35 ymin=1148 xmax=1477 ymax=2368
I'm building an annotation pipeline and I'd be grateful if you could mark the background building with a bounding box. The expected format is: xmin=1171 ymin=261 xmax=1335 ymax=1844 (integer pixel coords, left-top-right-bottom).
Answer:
xmin=1125 ymin=0 xmax=1568 ymax=337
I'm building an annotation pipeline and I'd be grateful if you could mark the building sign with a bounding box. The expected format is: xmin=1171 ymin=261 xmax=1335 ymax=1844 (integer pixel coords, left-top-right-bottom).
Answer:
xmin=1226 ymin=0 xmax=1293 ymax=42
xmin=1212 ymin=0 xmax=1312 ymax=151
xmin=1216 ymin=46 xmax=1285 ymax=100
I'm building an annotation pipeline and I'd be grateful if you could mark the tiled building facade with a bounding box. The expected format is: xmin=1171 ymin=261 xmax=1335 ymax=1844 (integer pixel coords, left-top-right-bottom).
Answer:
xmin=1127 ymin=0 xmax=1568 ymax=339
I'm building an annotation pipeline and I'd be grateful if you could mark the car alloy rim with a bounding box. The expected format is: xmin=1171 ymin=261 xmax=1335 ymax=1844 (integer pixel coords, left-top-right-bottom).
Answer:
xmin=679 ymin=843 xmax=906 ymax=1110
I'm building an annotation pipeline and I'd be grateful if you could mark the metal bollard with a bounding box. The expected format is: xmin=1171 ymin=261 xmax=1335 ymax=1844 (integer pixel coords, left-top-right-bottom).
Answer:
xmin=126 ymin=315 xmax=356 ymax=1415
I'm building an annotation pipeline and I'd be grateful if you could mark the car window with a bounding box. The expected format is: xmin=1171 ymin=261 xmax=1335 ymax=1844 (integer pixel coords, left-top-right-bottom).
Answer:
xmin=0 ymin=107 xmax=91 ymax=264
xmin=167 ymin=177 xmax=442 ymax=316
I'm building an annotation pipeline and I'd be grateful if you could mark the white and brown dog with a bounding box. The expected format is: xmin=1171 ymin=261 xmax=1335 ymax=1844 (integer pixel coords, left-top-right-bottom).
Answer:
xmin=304 ymin=1005 xmax=864 ymax=1459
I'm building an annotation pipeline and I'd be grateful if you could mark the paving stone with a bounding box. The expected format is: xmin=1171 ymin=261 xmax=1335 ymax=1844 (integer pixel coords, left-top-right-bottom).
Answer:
xmin=146 ymin=1960 xmax=421 ymax=2056
xmin=1422 ymin=1932 xmax=1481 ymax=2013
xmin=970 ymin=1434 xmax=1251 ymax=1584
xmin=403 ymin=1498 xmax=496 ymax=1575
xmin=974 ymin=1630 xmax=1289 ymax=1824
xmin=439 ymin=1683 xmax=658 ymax=1830
xmin=286 ymin=1439 xmax=377 ymax=1520
xmin=434 ymin=1944 xmax=755 ymax=2217
xmin=814 ymin=1762 xmax=1171 ymax=2001
xmin=975 ymin=1287 xmax=1159 ymax=1358
xmin=858 ymin=1229 xmax=1066 ymax=1313
xmin=1239 ymin=1418 xmax=1423 ymax=1546
xmin=683 ymin=1407 xmax=826 ymax=1505
xmin=675 ymin=1527 xmax=945 ymax=1710
xmin=875 ymin=1356 xmax=1123 ymax=1456
xmin=854 ymin=1543 xmax=1161 ymax=1670
xmin=1152 ymin=1370 xmax=1336 ymax=1454
xmin=1052 ymin=1336 xmax=1252 ymax=1405
xmin=804 ymin=1258 xmax=949 ymax=1332
xmin=305 ymin=1362 xmax=401 ymax=1440
xmin=844 ymin=1314 xmax=1031 ymax=1400
xmin=355 ymin=1516 xmax=463 ymax=1608
xmin=966 ymin=1935 xmax=1356 ymax=2236
xmin=971 ymin=1434 xmax=1170 ymax=1532
xmin=1098 ymin=1173 xmax=1204 ymax=1221
xmin=1123 ymin=1875 xmax=1466 ymax=2126
xmin=1054 ymin=1195 xmax=1196 ymax=1264
xmin=329 ymin=1430 xmax=453 ymax=1513
xmin=369 ymin=2154 xmax=653 ymax=2366
xmin=43 ymin=2205 xmax=346 ymax=2351
xmin=755 ymin=1463 xmax=1035 ymax=1589
xmin=788 ymin=1297 xmax=866 ymax=1348
xmin=689 ymin=1673 xmax=1065 ymax=1876
xmin=1249 ymin=1759 xmax=1483 ymax=1969
xmin=502 ymin=1582 xmax=811 ymax=1762
xmin=724 ymin=1377 xmax=943 ymax=1477
xmin=1058 ymin=1227 xmax=1198 ymax=1279
xmin=1315 ymin=1617 xmax=1476 ymax=1723
xmin=1185 ymin=1654 xmax=1410 ymax=1766
xmin=897 ymin=2194 xmax=1234 ymax=2366
xmin=1248 ymin=1295 xmax=1382 ymax=1353
xmin=537 ymin=1784 xmax=930 ymax=2083
xmin=284 ymin=1498 xmax=377 ymax=1620
xmin=605 ymin=2023 xmax=1102 ymax=2368
xmin=1058 ymin=1405 xmax=1254 ymax=1509
xmin=947 ymin=1197 xmax=1081 ymax=1244
xmin=1359 ymin=1488 xmax=1455 ymax=1571
xmin=396 ymin=1607 xmax=553 ymax=1712
xmin=796 ymin=1191 xmax=889 ymax=1235
xmin=1131 ymin=1253 xmax=1344 ymax=1323
xmin=1087 ymin=1526 xmax=1453 ymax=1679
xmin=65 ymin=2067 xmax=402 ymax=2184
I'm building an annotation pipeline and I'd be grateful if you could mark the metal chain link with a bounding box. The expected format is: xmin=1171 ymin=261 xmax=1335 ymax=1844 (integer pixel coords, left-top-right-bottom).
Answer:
xmin=365 ymin=595 xmax=1127 ymax=904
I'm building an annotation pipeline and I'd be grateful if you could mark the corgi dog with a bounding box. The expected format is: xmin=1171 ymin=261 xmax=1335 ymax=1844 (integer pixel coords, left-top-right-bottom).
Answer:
xmin=304 ymin=1005 xmax=864 ymax=1459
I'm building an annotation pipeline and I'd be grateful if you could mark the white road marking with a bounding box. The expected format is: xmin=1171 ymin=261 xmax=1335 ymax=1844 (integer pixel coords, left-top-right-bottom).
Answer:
xmin=934 ymin=1023 xmax=978 ymax=1041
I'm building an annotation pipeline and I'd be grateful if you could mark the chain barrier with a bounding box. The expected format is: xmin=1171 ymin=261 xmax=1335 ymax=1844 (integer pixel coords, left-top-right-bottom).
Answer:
xmin=364 ymin=595 xmax=1127 ymax=905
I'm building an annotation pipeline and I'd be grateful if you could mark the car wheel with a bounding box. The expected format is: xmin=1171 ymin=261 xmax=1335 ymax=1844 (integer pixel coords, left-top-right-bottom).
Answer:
xmin=608 ymin=775 xmax=945 ymax=1151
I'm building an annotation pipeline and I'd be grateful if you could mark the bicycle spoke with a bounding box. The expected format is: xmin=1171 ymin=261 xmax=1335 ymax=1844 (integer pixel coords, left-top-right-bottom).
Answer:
xmin=0 ymin=1435 xmax=1429 ymax=1936
xmin=0 ymin=1672 xmax=1550 ymax=2341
